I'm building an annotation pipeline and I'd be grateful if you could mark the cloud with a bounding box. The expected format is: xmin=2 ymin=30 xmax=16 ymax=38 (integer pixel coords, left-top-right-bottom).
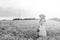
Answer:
xmin=0 ymin=7 xmax=20 ymax=17
xmin=0 ymin=0 xmax=11 ymax=1
xmin=0 ymin=0 xmax=21 ymax=8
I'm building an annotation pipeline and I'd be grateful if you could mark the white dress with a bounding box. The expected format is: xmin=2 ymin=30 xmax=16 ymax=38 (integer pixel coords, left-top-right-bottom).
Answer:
xmin=39 ymin=24 xmax=47 ymax=37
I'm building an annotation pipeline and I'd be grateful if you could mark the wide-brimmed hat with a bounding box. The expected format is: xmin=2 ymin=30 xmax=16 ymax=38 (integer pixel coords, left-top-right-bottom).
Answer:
xmin=39 ymin=14 xmax=46 ymax=18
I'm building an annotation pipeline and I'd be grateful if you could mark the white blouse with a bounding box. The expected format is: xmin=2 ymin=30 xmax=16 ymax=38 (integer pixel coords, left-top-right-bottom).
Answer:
xmin=39 ymin=25 xmax=47 ymax=36
xmin=39 ymin=19 xmax=47 ymax=36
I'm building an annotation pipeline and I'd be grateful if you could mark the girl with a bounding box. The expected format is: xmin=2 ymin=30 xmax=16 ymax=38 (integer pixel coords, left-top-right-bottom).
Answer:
xmin=39 ymin=14 xmax=47 ymax=37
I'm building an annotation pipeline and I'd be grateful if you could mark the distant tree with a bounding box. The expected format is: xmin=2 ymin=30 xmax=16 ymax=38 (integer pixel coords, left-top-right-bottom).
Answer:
xmin=50 ymin=17 xmax=60 ymax=21
xmin=2 ymin=19 xmax=7 ymax=21
xmin=13 ymin=18 xmax=21 ymax=20
xmin=24 ymin=18 xmax=36 ymax=20
xmin=50 ymin=17 xmax=57 ymax=20
xmin=49 ymin=17 xmax=58 ymax=21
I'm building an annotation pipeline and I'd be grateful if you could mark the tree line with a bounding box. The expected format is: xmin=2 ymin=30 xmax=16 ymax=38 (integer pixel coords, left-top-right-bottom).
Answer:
xmin=13 ymin=18 xmax=38 ymax=20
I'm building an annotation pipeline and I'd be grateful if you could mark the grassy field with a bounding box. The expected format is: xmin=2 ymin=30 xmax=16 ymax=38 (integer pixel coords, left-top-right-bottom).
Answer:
xmin=0 ymin=20 xmax=60 ymax=40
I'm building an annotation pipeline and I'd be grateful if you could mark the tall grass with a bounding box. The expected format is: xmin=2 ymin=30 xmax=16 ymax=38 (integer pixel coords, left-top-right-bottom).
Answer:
xmin=0 ymin=20 xmax=60 ymax=40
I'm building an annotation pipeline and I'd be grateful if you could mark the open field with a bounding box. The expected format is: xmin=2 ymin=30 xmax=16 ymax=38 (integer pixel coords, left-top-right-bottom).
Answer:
xmin=0 ymin=20 xmax=60 ymax=40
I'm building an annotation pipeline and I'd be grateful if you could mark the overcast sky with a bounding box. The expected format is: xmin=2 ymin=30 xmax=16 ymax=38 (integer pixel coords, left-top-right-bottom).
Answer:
xmin=0 ymin=0 xmax=60 ymax=19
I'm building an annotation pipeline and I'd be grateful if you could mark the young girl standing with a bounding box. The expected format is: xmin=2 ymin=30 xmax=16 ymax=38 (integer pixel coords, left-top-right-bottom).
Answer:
xmin=39 ymin=14 xmax=47 ymax=37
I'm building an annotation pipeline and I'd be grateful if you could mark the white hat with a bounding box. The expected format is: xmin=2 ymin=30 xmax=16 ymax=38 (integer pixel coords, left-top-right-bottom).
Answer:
xmin=39 ymin=14 xmax=46 ymax=17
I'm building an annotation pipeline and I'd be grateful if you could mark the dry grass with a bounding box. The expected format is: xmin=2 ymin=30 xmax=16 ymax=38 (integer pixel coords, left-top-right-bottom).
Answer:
xmin=0 ymin=20 xmax=60 ymax=40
